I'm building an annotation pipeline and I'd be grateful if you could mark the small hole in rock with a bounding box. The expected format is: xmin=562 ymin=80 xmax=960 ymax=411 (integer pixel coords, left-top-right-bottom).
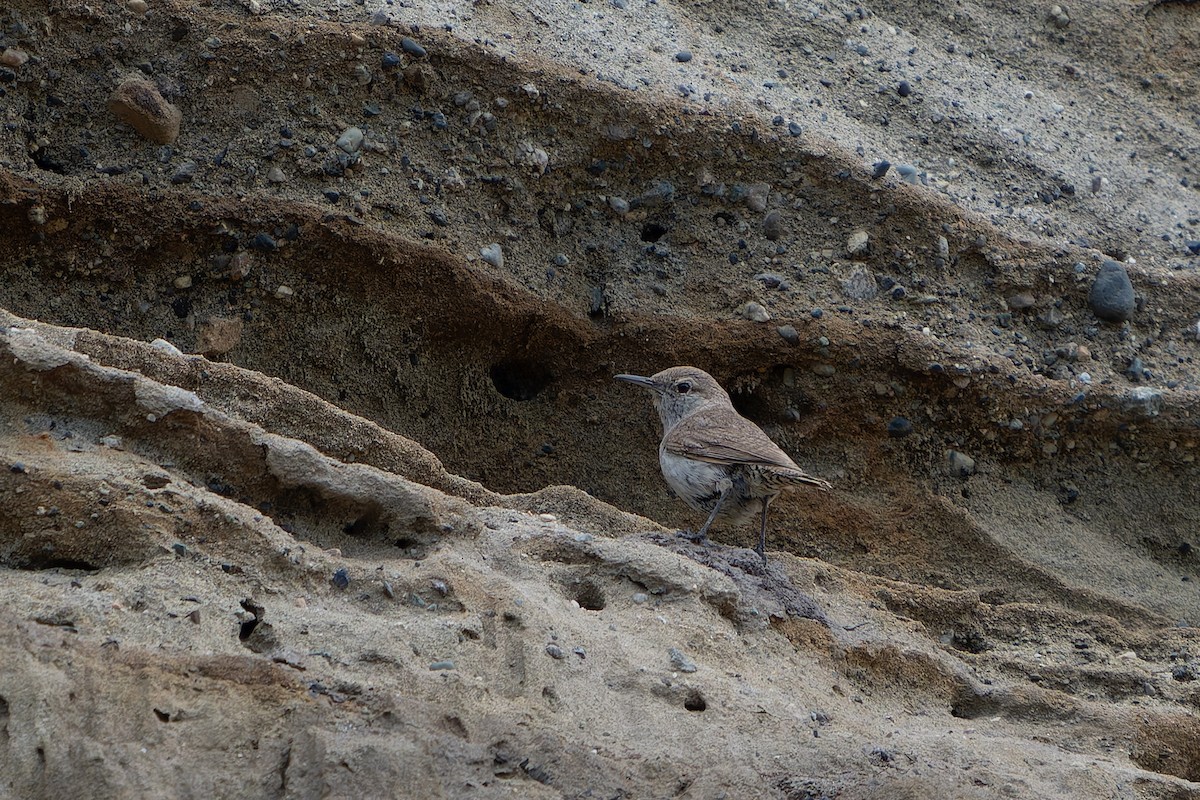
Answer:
xmin=683 ymin=690 xmax=707 ymax=712
xmin=728 ymin=383 xmax=772 ymax=424
xmin=575 ymin=582 xmax=606 ymax=611
xmin=154 ymin=708 xmax=170 ymax=723
xmin=238 ymin=599 xmax=263 ymax=641
xmin=489 ymin=360 xmax=553 ymax=401
xmin=640 ymin=222 xmax=669 ymax=242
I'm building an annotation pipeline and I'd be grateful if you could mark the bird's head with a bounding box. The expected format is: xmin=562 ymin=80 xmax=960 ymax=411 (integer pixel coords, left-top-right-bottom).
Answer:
xmin=614 ymin=366 xmax=729 ymax=429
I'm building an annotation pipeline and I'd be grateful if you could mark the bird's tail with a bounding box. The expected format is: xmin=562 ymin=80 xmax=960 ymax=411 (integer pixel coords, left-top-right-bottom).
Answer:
xmin=773 ymin=466 xmax=832 ymax=491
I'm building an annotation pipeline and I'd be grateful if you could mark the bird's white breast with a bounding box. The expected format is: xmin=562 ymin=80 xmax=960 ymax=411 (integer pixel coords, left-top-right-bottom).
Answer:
xmin=658 ymin=446 xmax=731 ymax=512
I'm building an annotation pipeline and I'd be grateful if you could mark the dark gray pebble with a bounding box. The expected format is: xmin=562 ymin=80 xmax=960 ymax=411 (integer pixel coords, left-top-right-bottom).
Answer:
xmin=810 ymin=308 xmax=823 ymax=319
xmin=10 ymin=462 xmax=25 ymax=474
xmin=1185 ymin=240 xmax=1200 ymax=255
xmin=787 ymin=121 xmax=803 ymax=137
xmin=381 ymin=52 xmax=401 ymax=68
xmin=898 ymin=80 xmax=912 ymax=97
xmin=1088 ymin=260 xmax=1135 ymax=323
xmin=401 ymin=37 xmax=427 ymax=58
xmin=545 ymin=644 xmax=566 ymax=659
xmin=249 ymin=232 xmax=278 ymax=252
xmin=429 ymin=660 xmax=455 ymax=671
xmin=755 ymin=272 xmax=787 ymax=288
xmin=675 ymin=51 xmax=693 ymax=63
xmin=763 ymin=211 xmax=784 ymax=240
xmin=872 ymin=160 xmax=890 ymax=178
xmin=777 ymin=325 xmax=799 ymax=344
xmin=887 ymin=417 xmax=913 ymax=437
xmin=170 ymin=162 xmax=197 ymax=184
xmin=331 ymin=567 xmax=350 ymax=590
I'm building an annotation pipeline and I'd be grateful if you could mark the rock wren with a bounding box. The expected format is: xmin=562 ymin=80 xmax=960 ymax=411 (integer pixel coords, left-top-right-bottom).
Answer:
xmin=616 ymin=366 xmax=831 ymax=562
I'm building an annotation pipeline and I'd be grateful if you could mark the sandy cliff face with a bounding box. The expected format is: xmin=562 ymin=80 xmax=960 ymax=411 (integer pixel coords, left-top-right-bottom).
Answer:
xmin=1 ymin=0 xmax=1199 ymax=797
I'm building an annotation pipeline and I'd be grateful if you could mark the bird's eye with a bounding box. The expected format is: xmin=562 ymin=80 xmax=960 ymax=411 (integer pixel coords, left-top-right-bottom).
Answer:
xmin=675 ymin=381 xmax=692 ymax=394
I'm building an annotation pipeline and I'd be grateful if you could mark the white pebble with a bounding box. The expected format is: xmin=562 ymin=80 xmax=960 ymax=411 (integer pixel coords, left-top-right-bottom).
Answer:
xmin=480 ymin=243 xmax=504 ymax=268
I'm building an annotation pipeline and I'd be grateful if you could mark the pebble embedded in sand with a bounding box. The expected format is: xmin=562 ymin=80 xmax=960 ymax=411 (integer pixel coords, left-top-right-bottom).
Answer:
xmin=170 ymin=161 xmax=196 ymax=184
xmin=1088 ymin=260 xmax=1135 ymax=323
xmin=127 ymin=0 xmax=149 ymax=14
xmin=336 ymin=126 xmax=364 ymax=153
xmin=0 ymin=48 xmax=30 ymax=68
xmin=737 ymin=301 xmax=770 ymax=323
xmin=195 ymin=316 xmax=243 ymax=356
xmin=946 ymin=449 xmax=976 ymax=477
xmin=840 ymin=266 xmax=877 ymax=300
xmin=480 ymin=243 xmax=504 ymax=268
xmin=669 ymin=648 xmax=698 ymax=673
xmin=1007 ymin=292 xmax=1036 ymax=310
xmin=847 ymin=229 xmax=870 ymax=256
xmin=108 ymin=78 xmax=182 ymax=144
xmin=763 ymin=211 xmax=784 ymax=240
xmin=400 ymin=36 xmax=427 ymax=58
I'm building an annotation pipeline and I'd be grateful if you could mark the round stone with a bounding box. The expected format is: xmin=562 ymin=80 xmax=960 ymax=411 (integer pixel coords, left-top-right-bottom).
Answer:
xmin=1088 ymin=260 xmax=1135 ymax=323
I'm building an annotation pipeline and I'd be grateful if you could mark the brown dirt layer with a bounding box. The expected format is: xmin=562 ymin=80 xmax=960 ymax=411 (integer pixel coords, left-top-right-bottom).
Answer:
xmin=2 ymin=0 xmax=1200 ymax=797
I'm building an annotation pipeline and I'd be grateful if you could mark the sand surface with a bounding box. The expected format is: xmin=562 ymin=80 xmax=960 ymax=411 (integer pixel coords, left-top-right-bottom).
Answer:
xmin=1 ymin=0 xmax=1200 ymax=796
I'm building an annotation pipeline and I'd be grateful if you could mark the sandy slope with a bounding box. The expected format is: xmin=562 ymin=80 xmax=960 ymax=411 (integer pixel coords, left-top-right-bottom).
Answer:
xmin=1 ymin=0 xmax=1200 ymax=796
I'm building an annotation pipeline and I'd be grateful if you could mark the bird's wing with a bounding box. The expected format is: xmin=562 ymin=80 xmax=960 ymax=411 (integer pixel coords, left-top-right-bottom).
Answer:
xmin=663 ymin=408 xmax=801 ymax=469
xmin=663 ymin=409 xmax=832 ymax=490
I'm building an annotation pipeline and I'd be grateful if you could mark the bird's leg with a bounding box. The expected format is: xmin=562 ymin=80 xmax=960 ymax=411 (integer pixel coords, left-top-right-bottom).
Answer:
xmin=755 ymin=503 xmax=770 ymax=563
xmin=684 ymin=486 xmax=730 ymax=543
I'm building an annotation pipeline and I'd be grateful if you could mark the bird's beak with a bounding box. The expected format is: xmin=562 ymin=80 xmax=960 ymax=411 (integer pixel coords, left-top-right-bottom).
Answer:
xmin=614 ymin=373 xmax=656 ymax=389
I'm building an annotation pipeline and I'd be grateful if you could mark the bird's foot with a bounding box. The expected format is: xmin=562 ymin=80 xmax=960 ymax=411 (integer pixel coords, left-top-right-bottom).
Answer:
xmin=676 ymin=528 xmax=709 ymax=545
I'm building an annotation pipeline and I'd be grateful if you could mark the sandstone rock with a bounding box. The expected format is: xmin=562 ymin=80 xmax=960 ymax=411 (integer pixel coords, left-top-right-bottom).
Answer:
xmin=195 ymin=316 xmax=244 ymax=356
xmin=107 ymin=78 xmax=182 ymax=144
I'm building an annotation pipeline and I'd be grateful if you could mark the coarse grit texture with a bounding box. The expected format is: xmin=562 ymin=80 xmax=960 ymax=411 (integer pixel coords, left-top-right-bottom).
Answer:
xmin=1 ymin=0 xmax=1200 ymax=797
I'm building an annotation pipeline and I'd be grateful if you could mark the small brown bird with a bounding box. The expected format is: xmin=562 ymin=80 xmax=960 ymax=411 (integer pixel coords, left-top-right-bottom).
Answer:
xmin=616 ymin=366 xmax=831 ymax=562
